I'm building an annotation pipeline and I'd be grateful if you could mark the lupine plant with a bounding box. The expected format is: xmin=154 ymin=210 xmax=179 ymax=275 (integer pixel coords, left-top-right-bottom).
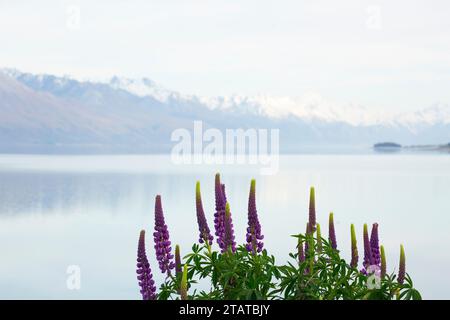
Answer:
xmin=136 ymin=173 xmax=421 ymax=300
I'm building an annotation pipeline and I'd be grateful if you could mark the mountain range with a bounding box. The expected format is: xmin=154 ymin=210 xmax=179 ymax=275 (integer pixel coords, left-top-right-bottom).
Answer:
xmin=0 ymin=68 xmax=449 ymax=153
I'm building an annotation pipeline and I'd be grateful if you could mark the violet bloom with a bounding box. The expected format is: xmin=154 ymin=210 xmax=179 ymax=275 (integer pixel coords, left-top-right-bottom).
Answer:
xmin=350 ymin=224 xmax=358 ymax=268
xmin=221 ymin=183 xmax=227 ymax=203
xmin=214 ymin=174 xmax=226 ymax=250
xmin=328 ymin=212 xmax=337 ymax=250
xmin=304 ymin=222 xmax=313 ymax=257
xmin=223 ymin=202 xmax=236 ymax=253
xmin=309 ymin=187 xmax=316 ymax=232
xmin=195 ymin=182 xmax=213 ymax=245
xmin=245 ymin=179 xmax=264 ymax=254
xmin=398 ymin=244 xmax=406 ymax=284
xmin=153 ymin=195 xmax=175 ymax=276
xmin=370 ymin=223 xmax=381 ymax=266
xmin=136 ymin=230 xmax=157 ymax=300
xmin=361 ymin=223 xmax=372 ymax=273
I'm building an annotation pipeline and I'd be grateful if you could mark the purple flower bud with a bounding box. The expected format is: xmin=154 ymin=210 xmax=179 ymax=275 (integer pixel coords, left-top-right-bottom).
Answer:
xmin=398 ymin=244 xmax=406 ymax=284
xmin=153 ymin=195 xmax=175 ymax=276
xmin=223 ymin=202 xmax=236 ymax=253
xmin=304 ymin=222 xmax=313 ymax=256
xmin=370 ymin=223 xmax=380 ymax=266
xmin=328 ymin=212 xmax=337 ymax=250
xmin=309 ymin=187 xmax=316 ymax=232
xmin=245 ymin=179 xmax=264 ymax=254
xmin=136 ymin=230 xmax=157 ymax=300
xmin=214 ymin=173 xmax=226 ymax=250
xmin=362 ymin=223 xmax=372 ymax=273
xmin=195 ymin=182 xmax=213 ymax=245
xmin=350 ymin=224 xmax=358 ymax=268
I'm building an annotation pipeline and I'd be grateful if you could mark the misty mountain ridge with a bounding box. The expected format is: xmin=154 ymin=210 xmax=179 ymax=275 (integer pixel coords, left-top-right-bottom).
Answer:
xmin=0 ymin=68 xmax=449 ymax=153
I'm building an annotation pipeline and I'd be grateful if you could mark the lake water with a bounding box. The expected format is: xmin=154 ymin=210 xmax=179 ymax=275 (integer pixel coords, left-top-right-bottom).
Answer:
xmin=0 ymin=154 xmax=449 ymax=299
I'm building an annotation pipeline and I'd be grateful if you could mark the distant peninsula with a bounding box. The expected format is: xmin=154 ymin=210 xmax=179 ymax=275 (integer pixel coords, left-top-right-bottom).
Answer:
xmin=373 ymin=142 xmax=402 ymax=148
xmin=373 ymin=142 xmax=450 ymax=153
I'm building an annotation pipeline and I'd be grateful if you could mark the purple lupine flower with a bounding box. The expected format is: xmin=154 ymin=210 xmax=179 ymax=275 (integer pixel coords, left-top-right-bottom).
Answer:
xmin=195 ymin=182 xmax=213 ymax=245
xmin=361 ymin=223 xmax=372 ymax=273
xmin=245 ymin=179 xmax=264 ymax=254
xmin=370 ymin=223 xmax=380 ymax=266
xmin=328 ymin=212 xmax=337 ymax=250
xmin=153 ymin=195 xmax=175 ymax=276
xmin=304 ymin=222 xmax=313 ymax=257
xmin=309 ymin=187 xmax=316 ymax=232
xmin=398 ymin=244 xmax=406 ymax=284
xmin=221 ymin=183 xmax=227 ymax=203
xmin=350 ymin=224 xmax=358 ymax=268
xmin=175 ymin=244 xmax=182 ymax=275
xmin=213 ymin=174 xmax=226 ymax=250
xmin=223 ymin=202 xmax=236 ymax=253
xmin=136 ymin=230 xmax=157 ymax=300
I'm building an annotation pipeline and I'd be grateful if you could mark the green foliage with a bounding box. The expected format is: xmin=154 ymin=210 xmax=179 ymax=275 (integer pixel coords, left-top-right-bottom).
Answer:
xmin=155 ymin=232 xmax=420 ymax=300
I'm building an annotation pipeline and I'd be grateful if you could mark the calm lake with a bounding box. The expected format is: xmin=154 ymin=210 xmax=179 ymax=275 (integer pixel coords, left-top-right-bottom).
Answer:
xmin=0 ymin=154 xmax=449 ymax=299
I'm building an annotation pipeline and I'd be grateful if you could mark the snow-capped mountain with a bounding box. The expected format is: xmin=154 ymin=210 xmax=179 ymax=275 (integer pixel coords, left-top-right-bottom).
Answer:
xmin=1 ymin=68 xmax=449 ymax=153
xmin=108 ymin=76 xmax=176 ymax=103
xmin=99 ymin=74 xmax=450 ymax=127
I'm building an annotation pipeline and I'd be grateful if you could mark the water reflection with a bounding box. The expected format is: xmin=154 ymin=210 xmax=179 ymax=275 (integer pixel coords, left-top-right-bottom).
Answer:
xmin=0 ymin=155 xmax=449 ymax=299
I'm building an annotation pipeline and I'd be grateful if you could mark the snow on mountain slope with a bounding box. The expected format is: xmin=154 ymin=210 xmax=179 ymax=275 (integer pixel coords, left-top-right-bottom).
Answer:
xmin=4 ymin=68 xmax=450 ymax=129
xmin=399 ymin=102 xmax=450 ymax=126
xmin=100 ymin=74 xmax=450 ymax=127
xmin=101 ymin=75 xmax=393 ymax=126
xmin=108 ymin=76 xmax=176 ymax=102
xmin=1 ymin=68 xmax=450 ymax=149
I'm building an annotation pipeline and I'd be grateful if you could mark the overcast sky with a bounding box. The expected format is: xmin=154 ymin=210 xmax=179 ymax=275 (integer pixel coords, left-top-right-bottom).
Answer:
xmin=1 ymin=0 xmax=449 ymax=112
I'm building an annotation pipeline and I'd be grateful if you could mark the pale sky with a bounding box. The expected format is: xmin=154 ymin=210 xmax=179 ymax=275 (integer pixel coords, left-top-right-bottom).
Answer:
xmin=1 ymin=0 xmax=450 ymax=112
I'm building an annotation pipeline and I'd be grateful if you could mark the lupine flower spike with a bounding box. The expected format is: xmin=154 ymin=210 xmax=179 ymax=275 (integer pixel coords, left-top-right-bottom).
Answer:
xmin=221 ymin=184 xmax=227 ymax=203
xmin=214 ymin=174 xmax=226 ymax=250
xmin=223 ymin=202 xmax=236 ymax=253
xmin=195 ymin=182 xmax=214 ymax=246
xmin=153 ymin=195 xmax=175 ymax=276
xmin=316 ymin=223 xmax=322 ymax=253
xmin=362 ymin=223 xmax=372 ymax=273
xmin=328 ymin=212 xmax=337 ymax=250
xmin=136 ymin=230 xmax=157 ymax=300
xmin=309 ymin=187 xmax=316 ymax=232
xmin=380 ymin=245 xmax=386 ymax=279
xmin=175 ymin=244 xmax=182 ymax=275
xmin=180 ymin=264 xmax=188 ymax=300
xmin=398 ymin=244 xmax=406 ymax=284
xmin=350 ymin=224 xmax=358 ymax=268
xmin=370 ymin=223 xmax=380 ymax=267
xmin=245 ymin=179 xmax=264 ymax=254
xmin=304 ymin=222 xmax=313 ymax=258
